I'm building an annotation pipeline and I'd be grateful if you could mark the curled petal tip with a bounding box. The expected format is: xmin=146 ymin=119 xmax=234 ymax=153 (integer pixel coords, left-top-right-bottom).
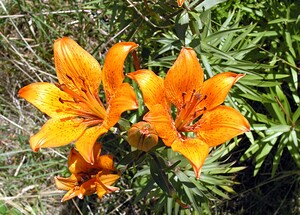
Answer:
xmin=194 ymin=167 xmax=202 ymax=180
xmin=234 ymin=73 xmax=246 ymax=84
xmin=29 ymin=139 xmax=40 ymax=152
xmin=177 ymin=0 xmax=184 ymax=7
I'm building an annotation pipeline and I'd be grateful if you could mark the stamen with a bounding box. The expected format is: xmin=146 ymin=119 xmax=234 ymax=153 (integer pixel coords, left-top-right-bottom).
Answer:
xmin=73 ymin=97 xmax=80 ymax=103
xmin=57 ymin=74 xmax=106 ymax=120
xmin=59 ymin=97 xmax=64 ymax=103
xmin=65 ymin=73 xmax=77 ymax=86
xmin=175 ymin=90 xmax=207 ymax=130
xmin=66 ymin=74 xmax=73 ymax=80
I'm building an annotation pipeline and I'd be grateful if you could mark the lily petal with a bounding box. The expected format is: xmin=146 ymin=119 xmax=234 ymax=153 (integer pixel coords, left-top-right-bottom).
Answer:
xmin=104 ymin=83 xmax=138 ymax=129
xmin=54 ymin=37 xmax=102 ymax=96
xmin=61 ymin=188 xmax=82 ymax=202
xmin=102 ymin=42 xmax=138 ymax=102
xmin=144 ymin=104 xmax=179 ymax=147
xmin=55 ymin=174 xmax=78 ymax=190
xmin=96 ymin=173 xmax=120 ymax=198
xmin=18 ymin=82 xmax=82 ymax=118
xmin=30 ymin=117 xmax=87 ymax=152
xmin=98 ymin=154 xmax=115 ymax=170
xmin=171 ymin=138 xmax=209 ymax=179
xmin=199 ymin=72 xmax=245 ymax=111
xmin=68 ymin=148 xmax=93 ymax=174
xmin=195 ymin=105 xmax=250 ymax=147
xmin=164 ymin=48 xmax=204 ymax=109
xmin=127 ymin=69 xmax=167 ymax=110
xmin=75 ymin=125 xmax=108 ymax=164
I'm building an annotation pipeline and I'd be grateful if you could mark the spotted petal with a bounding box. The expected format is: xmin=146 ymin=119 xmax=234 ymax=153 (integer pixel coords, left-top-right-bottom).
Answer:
xmin=128 ymin=69 xmax=167 ymax=110
xmin=165 ymin=48 xmax=204 ymax=109
xmin=199 ymin=72 xmax=245 ymax=111
xmin=30 ymin=117 xmax=87 ymax=152
xmin=104 ymin=83 xmax=138 ymax=129
xmin=102 ymin=42 xmax=138 ymax=102
xmin=54 ymin=37 xmax=102 ymax=96
xmin=171 ymin=138 xmax=209 ymax=179
xmin=75 ymin=125 xmax=107 ymax=164
xmin=18 ymin=82 xmax=84 ymax=118
xmin=144 ymin=104 xmax=179 ymax=147
xmin=195 ymin=105 xmax=250 ymax=147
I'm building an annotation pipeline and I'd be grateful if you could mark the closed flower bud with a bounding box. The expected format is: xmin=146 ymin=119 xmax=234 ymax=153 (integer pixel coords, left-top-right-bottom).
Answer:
xmin=127 ymin=122 xmax=158 ymax=152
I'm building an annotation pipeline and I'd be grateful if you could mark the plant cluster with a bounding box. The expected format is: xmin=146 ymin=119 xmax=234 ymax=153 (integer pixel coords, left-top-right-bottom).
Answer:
xmin=0 ymin=0 xmax=299 ymax=214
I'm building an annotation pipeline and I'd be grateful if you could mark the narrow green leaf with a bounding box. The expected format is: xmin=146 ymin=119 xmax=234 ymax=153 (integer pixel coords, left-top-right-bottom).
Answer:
xmin=272 ymin=135 xmax=286 ymax=177
xmin=133 ymin=178 xmax=155 ymax=204
xmin=287 ymin=132 xmax=300 ymax=168
xmin=292 ymin=105 xmax=300 ymax=122
xmin=254 ymin=139 xmax=277 ymax=176
xmin=266 ymin=125 xmax=291 ymax=133
xmin=285 ymin=31 xmax=296 ymax=58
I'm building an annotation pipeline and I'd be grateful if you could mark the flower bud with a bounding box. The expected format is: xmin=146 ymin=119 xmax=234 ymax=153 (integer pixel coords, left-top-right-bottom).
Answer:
xmin=127 ymin=122 xmax=158 ymax=152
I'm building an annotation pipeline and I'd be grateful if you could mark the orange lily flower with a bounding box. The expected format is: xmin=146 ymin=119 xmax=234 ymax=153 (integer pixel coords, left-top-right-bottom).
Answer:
xmin=19 ymin=37 xmax=138 ymax=163
xmin=128 ymin=48 xmax=250 ymax=179
xmin=55 ymin=143 xmax=120 ymax=201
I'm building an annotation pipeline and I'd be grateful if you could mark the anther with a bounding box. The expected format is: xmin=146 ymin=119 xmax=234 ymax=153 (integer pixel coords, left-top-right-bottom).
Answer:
xmin=59 ymin=97 xmax=64 ymax=104
xmin=73 ymin=97 xmax=80 ymax=103
xmin=81 ymin=87 xmax=87 ymax=93
xmin=66 ymin=74 xmax=73 ymax=80
xmin=55 ymin=83 xmax=65 ymax=91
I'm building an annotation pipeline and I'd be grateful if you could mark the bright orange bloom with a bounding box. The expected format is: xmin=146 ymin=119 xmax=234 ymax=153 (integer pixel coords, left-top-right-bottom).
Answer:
xmin=55 ymin=143 xmax=120 ymax=201
xmin=19 ymin=37 xmax=138 ymax=163
xmin=128 ymin=48 xmax=250 ymax=179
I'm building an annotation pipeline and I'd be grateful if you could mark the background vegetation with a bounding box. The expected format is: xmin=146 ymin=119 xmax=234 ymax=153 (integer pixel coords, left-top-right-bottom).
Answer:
xmin=0 ymin=0 xmax=299 ymax=214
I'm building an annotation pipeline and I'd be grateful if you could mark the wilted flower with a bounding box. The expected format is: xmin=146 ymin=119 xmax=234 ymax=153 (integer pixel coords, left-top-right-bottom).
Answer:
xmin=19 ymin=37 xmax=138 ymax=163
xmin=128 ymin=47 xmax=250 ymax=179
xmin=55 ymin=143 xmax=120 ymax=201
xmin=127 ymin=121 xmax=158 ymax=152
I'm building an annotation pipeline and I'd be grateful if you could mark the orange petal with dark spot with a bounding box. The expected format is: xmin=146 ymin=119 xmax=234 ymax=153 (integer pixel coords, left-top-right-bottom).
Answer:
xmin=143 ymin=104 xmax=179 ymax=147
xmin=75 ymin=125 xmax=107 ymax=164
xmin=199 ymin=72 xmax=245 ymax=111
xmin=128 ymin=69 xmax=167 ymax=111
xmin=104 ymin=83 xmax=138 ymax=129
xmin=18 ymin=82 xmax=81 ymax=118
xmin=54 ymin=37 xmax=102 ymax=96
xmin=164 ymin=48 xmax=204 ymax=109
xmin=102 ymin=42 xmax=138 ymax=102
xmin=98 ymin=154 xmax=115 ymax=170
xmin=171 ymin=138 xmax=209 ymax=179
xmin=195 ymin=105 xmax=250 ymax=147
xmin=30 ymin=117 xmax=87 ymax=152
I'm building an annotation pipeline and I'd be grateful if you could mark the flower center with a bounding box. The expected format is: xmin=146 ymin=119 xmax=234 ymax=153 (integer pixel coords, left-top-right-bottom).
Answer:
xmin=56 ymin=74 xmax=107 ymax=122
xmin=175 ymin=90 xmax=206 ymax=131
